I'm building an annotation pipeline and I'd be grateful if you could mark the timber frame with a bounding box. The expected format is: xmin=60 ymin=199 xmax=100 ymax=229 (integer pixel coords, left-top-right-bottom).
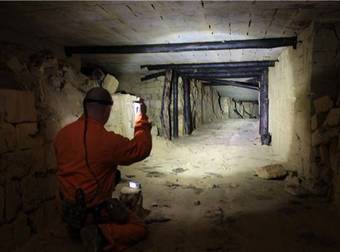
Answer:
xmin=147 ymin=61 xmax=273 ymax=145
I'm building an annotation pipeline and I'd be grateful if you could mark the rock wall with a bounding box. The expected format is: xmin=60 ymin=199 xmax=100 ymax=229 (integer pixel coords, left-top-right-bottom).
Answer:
xmin=0 ymin=89 xmax=59 ymax=251
xmin=220 ymin=97 xmax=259 ymax=119
xmin=118 ymin=75 xmax=224 ymax=137
xmin=310 ymin=96 xmax=340 ymax=198
xmin=268 ymin=25 xmax=313 ymax=174
xmin=309 ymin=22 xmax=340 ymax=206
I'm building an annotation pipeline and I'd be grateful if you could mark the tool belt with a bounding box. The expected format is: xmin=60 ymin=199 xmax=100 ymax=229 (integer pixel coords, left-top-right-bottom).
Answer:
xmin=61 ymin=189 xmax=129 ymax=230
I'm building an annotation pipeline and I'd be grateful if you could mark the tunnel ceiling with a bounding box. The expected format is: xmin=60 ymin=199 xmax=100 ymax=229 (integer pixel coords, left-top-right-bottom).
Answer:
xmin=1 ymin=1 xmax=340 ymax=100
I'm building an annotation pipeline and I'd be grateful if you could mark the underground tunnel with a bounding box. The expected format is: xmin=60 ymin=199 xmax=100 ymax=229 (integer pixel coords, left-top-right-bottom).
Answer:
xmin=1 ymin=1 xmax=340 ymax=252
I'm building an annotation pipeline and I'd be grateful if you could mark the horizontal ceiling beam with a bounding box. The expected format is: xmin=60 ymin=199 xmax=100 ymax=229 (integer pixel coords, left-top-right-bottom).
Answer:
xmin=177 ymin=66 xmax=267 ymax=74
xmin=201 ymin=79 xmax=259 ymax=91
xmin=65 ymin=37 xmax=297 ymax=56
xmin=141 ymin=60 xmax=276 ymax=70
xmin=180 ymin=71 xmax=263 ymax=79
xmin=141 ymin=71 xmax=165 ymax=81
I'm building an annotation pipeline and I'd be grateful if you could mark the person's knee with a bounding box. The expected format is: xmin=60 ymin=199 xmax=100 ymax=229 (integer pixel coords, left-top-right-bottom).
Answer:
xmin=131 ymin=223 xmax=148 ymax=242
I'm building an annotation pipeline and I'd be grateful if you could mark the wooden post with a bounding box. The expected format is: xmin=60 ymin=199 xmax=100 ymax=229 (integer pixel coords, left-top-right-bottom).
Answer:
xmin=259 ymin=69 xmax=271 ymax=145
xmin=160 ymin=69 xmax=173 ymax=140
xmin=183 ymin=77 xmax=192 ymax=135
xmin=172 ymin=71 xmax=179 ymax=138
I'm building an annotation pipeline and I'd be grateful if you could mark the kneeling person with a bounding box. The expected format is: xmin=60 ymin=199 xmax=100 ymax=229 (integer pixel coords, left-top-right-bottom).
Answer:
xmin=54 ymin=87 xmax=152 ymax=251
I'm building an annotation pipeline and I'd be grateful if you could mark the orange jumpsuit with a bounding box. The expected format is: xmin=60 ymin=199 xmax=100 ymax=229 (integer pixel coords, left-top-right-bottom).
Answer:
xmin=54 ymin=113 xmax=152 ymax=251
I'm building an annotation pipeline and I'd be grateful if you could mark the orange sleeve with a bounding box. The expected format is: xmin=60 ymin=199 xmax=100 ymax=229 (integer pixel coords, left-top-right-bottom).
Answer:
xmin=108 ymin=113 xmax=152 ymax=166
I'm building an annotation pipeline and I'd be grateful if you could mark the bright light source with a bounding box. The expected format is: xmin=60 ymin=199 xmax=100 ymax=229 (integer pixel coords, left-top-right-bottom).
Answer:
xmin=133 ymin=102 xmax=141 ymax=115
xmin=129 ymin=181 xmax=141 ymax=189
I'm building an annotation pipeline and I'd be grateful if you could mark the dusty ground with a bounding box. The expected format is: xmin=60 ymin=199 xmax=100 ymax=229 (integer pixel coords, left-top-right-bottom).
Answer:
xmin=21 ymin=119 xmax=340 ymax=252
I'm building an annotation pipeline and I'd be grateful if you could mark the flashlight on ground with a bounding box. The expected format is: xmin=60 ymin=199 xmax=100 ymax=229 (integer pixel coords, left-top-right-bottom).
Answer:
xmin=128 ymin=181 xmax=141 ymax=189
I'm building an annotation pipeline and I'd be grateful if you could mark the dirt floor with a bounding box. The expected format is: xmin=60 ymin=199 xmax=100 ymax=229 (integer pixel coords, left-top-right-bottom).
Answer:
xmin=21 ymin=119 xmax=340 ymax=252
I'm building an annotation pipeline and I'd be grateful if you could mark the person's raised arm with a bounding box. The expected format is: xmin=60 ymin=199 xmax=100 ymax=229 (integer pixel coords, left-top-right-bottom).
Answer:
xmin=109 ymin=100 xmax=152 ymax=165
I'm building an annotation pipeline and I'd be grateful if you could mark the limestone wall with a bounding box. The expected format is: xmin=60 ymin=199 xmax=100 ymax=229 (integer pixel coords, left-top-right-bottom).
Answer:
xmin=268 ymin=25 xmax=313 ymax=174
xmin=309 ymin=22 xmax=340 ymax=206
xmin=0 ymin=89 xmax=59 ymax=251
xmin=220 ymin=97 xmax=259 ymax=119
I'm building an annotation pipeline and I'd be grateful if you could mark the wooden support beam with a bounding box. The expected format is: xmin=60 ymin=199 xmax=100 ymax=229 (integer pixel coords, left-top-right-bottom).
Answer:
xmin=183 ymin=77 xmax=192 ymax=135
xmin=198 ymin=78 xmax=258 ymax=86
xmin=201 ymin=79 xmax=259 ymax=91
xmin=160 ymin=69 xmax=173 ymax=140
xmin=180 ymin=71 xmax=263 ymax=79
xmin=177 ymin=66 xmax=267 ymax=74
xmin=65 ymin=37 xmax=297 ymax=56
xmin=172 ymin=71 xmax=179 ymax=138
xmin=142 ymin=60 xmax=277 ymax=70
xmin=259 ymin=69 xmax=271 ymax=145
xmin=141 ymin=71 xmax=165 ymax=81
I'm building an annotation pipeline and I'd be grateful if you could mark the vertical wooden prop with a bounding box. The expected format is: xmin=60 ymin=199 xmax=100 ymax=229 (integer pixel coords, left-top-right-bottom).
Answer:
xmin=160 ymin=69 xmax=173 ymax=140
xmin=172 ymin=71 xmax=179 ymax=138
xmin=183 ymin=77 xmax=193 ymax=135
xmin=259 ymin=69 xmax=271 ymax=145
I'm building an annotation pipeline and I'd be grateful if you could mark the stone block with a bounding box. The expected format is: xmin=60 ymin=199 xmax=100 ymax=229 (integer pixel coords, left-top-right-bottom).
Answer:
xmin=22 ymin=176 xmax=40 ymax=212
xmin=103 ymin=74 xmax=119 ymax=94
xmin=45 ymin=144 xmax=57 ymax=171
xmin=0 ymin=123 xmax=16 ymax=153
xmin=22 ymin=175 xmax=57 ymax=212
xmin=319 ymin=144 xmax=330 ymax=169
xmin=28 ymin=207 xmax=45 ymax=233
xmin=313 ymin=96 xmax=333 ymax=113
xmin=284 ymin=174 xmax=308 ymax=197
xmin=16 ymin=122 xmax=43 ymax=149
xmin=325 ymin=108 xmax=340 ymax=126
xmin=42 ymin=117 xmax=61 ymax=142
xmin=327 ymin=127 xmax=339 ymax=138
xmin=3 ymin=150 xmax=32 ymax=179
xmin=0 ymin=89 xmax=37 ymax=123
xmin=13 ymin=213 xmax=31 ymax=248
xmin=330 ymin=147 xmax=339 ymax=173
xmin=6 ymin=181 xmax=21 ymax=222
xmin=312 ymin=129 xmax=329 ymax=147
xmin=6 ymin=57 xmax=26 ymax=74
xmin=0 ymin=186 xmax=4 ymax=224
xmin=32 ymin=147 xmax=46 ymax=174
xmin=255 ymin=164 xmax=287 ymax=179
xmin=311 ymin=113 xmax=327 ymax=131
xmin=65 ymin=55 xmax=81 ymax=72
xmin=0 ymin=223 xmax=14 ymax=251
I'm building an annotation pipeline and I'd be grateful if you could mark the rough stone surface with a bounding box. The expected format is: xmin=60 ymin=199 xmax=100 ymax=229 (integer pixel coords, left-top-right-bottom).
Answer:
xmin=0 ymin=89 xmax=37 ymax=123
xmin=0 ymin=186 xmax=4 ymax=223
xmin=284 ymin=174 xmax=308 ymax=197
xmin=0 ymin=123 xmax=16 ymax=153
xmin=16 ymin=122 xmax=42 ymax=149
xmin=311 ymin=113 xmax=327 ymax=131
xmin=106 ymin=93 xmax=139 ymax=139
xmin=6 ymin=181 xmax=22 ymax=222
xmin=313 ymin=96 xmax=334 ymax=113
xmin=268 ymin=25 xmax=313 ymax=175
xmin=13 ymin=213 xmax=31 ymax=248
xmin=103 ymin=74 xmax=119 ymax=94
xmin=0 ymin=223 xmax=14 ymax=251
xmin=312 ymin=130 xmax=329 ymax=147
xmin=325 ymin=108 xmax=340 ymax=126
xmin=255 ymin=164 xmax=287 ymax=179
xmin=4 ymin=150 xmax=32 ymax=179
xmin=22 ymin=175 xmax=57 ymax=212
xmin=28 ymin=207 xmax=45 ymax=233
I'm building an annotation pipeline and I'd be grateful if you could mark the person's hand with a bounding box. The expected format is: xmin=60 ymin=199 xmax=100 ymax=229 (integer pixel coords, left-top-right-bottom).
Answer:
xmin=139 ymin=99 xmax=147 ymax=115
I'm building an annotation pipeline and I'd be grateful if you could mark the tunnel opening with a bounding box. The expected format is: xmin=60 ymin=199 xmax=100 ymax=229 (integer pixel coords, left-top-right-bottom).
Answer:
xmin=1 ymin=2 xmax=340 ymax=252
